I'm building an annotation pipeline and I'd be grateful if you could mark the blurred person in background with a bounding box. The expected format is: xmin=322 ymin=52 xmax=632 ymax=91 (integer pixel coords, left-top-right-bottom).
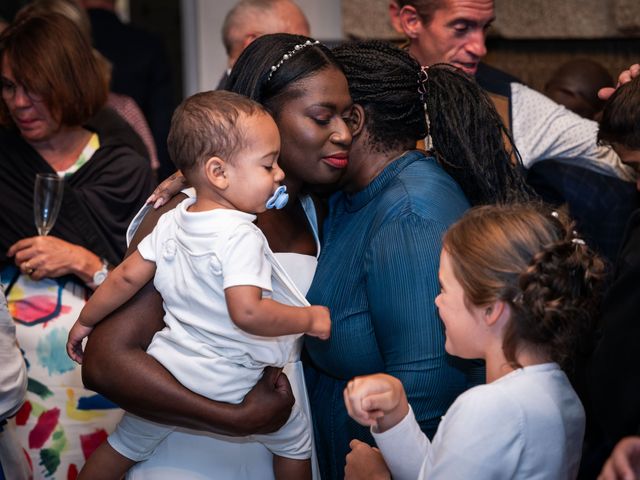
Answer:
xmin=26 ymin=0 xmax=159 ymax=174
xmin=0 ymin=11 xmax=154 ymax=478
xmin=544 ymin=59 xmax=614 ymax=122
xmin=218 ymin=0 xmax=310 ymax=88
xmin=81 ymin=0 xmax=174 ymax=180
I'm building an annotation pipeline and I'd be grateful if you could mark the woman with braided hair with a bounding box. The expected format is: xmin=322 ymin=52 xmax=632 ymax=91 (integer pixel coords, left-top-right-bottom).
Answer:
xmin=343 ymin=203 xmax=605 ymax=480
xmin=303 ymin=40 xmax=534 ymax=478
xmin=331 ymin=40 xmax=532 ymax=205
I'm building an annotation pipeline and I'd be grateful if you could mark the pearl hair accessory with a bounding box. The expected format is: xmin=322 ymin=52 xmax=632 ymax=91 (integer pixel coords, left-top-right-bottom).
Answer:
xmin=551 ymin=211 xmax=586 ymax=246
xmin=267 ymin=39 xmax=320 ymax=81
xmin=417 ymin=65 xmax=429 ymax=102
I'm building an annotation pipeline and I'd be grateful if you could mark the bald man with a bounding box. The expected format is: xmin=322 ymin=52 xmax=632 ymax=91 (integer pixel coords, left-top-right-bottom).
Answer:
xmin=218 ymin=0 xmax=309 ymax=87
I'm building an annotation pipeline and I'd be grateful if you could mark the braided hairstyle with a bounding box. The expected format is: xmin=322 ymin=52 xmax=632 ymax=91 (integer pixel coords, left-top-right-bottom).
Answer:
xmin=332 ymin=40 xmax=535 ymax=205
xmin=225 ymin=33 xmax=343 ymax=116
xmin=443 ymin=203 xmax=605 ymax=371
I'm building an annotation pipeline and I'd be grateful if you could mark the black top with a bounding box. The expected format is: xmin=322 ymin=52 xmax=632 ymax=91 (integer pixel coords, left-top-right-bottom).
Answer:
xmin=87 ymin=106 xmax=149 ymax=160
xmin=87 ymin=8 xmax=174 ymax=179
xmin=0 ymin=117 xmax=155 ymax=267
xmin=476 ymin=61 xmax=522 ymax=97
xmin=526 ymin=161 xmax=639 ymax=263
xmin=589 ymin=208 xmax=640 ymax=444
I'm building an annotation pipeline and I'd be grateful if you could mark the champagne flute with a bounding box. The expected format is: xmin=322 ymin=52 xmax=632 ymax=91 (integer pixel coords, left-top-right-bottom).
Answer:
xmin=33 ymin=173 xmax=64 ymax=236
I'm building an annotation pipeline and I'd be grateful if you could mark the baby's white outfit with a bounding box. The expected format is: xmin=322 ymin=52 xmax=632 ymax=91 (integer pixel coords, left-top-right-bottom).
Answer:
xmin=108 ymin=197 xmax=311 ymax=461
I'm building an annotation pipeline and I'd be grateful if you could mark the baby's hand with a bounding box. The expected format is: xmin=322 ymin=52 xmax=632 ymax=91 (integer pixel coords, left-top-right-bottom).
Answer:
xmin=66 ymin=321 xmax=94 ymax=364
xmin=307 ymin=306 xmax=331 ymax=340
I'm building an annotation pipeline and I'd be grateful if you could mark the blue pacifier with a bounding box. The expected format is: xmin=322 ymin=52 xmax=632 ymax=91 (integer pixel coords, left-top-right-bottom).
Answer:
xmin=266 ymin=185 xmax=289 ymax=210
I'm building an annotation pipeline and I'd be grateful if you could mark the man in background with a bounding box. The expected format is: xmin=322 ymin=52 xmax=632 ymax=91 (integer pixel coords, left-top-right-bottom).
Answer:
xmin=218 ymin=0 xmax=310 ymax=88
xmin=392 ymin=0 xmax=638 ymax=266
xmin=391 ymin=0 xmax=633 ymax=181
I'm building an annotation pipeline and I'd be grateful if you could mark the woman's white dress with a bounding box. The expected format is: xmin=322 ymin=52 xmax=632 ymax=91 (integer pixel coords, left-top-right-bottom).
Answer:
xmin=126 ymin=191 xmax=321 ymax=479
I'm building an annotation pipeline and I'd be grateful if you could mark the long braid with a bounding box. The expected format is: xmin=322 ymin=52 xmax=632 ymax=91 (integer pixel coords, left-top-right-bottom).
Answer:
xmin=426 ymin=64 xmax=535 ymax=205
xmin=333 ymin=40 xmax=535 ymax=205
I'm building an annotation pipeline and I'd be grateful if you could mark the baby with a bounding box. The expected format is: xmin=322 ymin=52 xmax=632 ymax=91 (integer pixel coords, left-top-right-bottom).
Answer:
xmin=67 ymin=90 xmax=330 ymax=480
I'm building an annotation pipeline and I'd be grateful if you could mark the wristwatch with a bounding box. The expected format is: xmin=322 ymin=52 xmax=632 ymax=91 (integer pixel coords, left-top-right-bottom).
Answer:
xmin=92 ymin=258 xmax=109 ymax=287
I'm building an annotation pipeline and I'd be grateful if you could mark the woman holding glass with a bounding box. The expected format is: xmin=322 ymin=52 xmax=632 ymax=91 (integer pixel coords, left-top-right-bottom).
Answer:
xmin=0 ymin=12 xmax=154 ymax=478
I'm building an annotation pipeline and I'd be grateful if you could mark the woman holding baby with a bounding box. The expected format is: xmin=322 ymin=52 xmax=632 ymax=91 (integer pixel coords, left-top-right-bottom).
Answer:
xmin=82 ymin=34 xmax=531 ymax=479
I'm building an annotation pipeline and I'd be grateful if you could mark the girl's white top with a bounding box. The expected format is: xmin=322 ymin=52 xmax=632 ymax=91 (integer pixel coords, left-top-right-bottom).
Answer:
xmin=373 ymin=363 xmax=585 ymax=480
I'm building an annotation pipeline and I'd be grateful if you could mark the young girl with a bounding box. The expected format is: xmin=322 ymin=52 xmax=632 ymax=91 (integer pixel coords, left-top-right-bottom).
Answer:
xmin=343 ymin=203 xmax=605 ymax=480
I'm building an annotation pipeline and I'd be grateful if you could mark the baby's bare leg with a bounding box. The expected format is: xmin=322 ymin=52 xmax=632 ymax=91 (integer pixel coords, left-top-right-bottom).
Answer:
xmin=78 ymin=441 xmax=137 ymax=480
xmin=273 ymin=455 xmax=311 ymax=480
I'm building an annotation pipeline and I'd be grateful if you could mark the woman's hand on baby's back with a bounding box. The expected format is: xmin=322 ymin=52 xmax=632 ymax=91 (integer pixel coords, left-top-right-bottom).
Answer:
xmin=307 ymin=306 xmax=331 ymax=340
xmin=146 ymin=170 xmax=188 ymax=208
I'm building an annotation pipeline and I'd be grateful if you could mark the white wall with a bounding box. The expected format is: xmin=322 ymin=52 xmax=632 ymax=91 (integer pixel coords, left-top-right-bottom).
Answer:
xmin=181 ymin=0 xmax=342 ymax=97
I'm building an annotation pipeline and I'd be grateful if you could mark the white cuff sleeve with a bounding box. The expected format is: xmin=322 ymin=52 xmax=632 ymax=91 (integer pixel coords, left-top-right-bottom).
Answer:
xmin=372 ymin=406 xmax=430 ymax=480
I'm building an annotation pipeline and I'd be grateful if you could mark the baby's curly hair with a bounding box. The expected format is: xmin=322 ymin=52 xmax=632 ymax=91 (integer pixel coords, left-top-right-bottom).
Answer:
xmin=443 ymin=203 xmax=606 ymax=371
